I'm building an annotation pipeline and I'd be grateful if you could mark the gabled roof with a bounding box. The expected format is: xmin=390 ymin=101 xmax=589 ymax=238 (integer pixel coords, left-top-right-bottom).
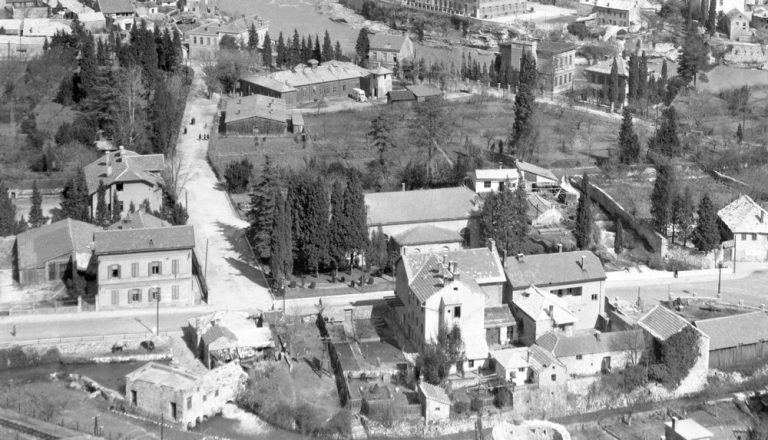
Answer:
xmin=515 ymin=160 xmax=557 ymax=182
xmin=392 ymin=225 xmax=463 ymax=246
xmin=266 ymin=61 xmax=370 ymax=88
xmin=108 ymin=211 xmax=171 ymax=230
xmin=585 ymin=57 xmax=629 ymax=77
xmin=386 ymin=89 xmax=415 ymax=102
xmin=419 ymin=382 xmax=450 ymax=404
xmin=485 ymin=305 xmax=516 ymax=328
xmin=592 ymin=0 xmax=636 ymax=11
xmin=187 ymin=21 xmax=221 ymax=37
xmin=369 ymin=33 xmax=408 ymax=51
xmin=368 ymin=65 xmax=393 ymax=75
xmin=528 ymin=344 xmax=565 ymax=371
xmin=717 ymin=194 xmax=768 ymax=234
xmin=492 ymin=347 xmax=530 ymax=370
xmin=407 ymin=260 xmax=485 ymax=303
xmin=365 ymin=186 xmax=478 ymax=226
xmin=513 ymin=285 xmax=576 ymax=325
xmin=637 ymin=305 xmax=691 ymax=341
xmin=93 ymin=225 xmax=195 ymax=255
xmin=726 ymin=8 xmax=748 ymax=19
xmin=695 ymin=311 xmax=768 ymax=351
xmin=126 ymin=362 xmax=199 ymax=390
xmin=97 ymin=0 xmax=133 ymax=14
xmin=474 ymin=168 xmax=520 ymax=181
xmin=224 ymin=95 xmax=287 ymax=124
xmin=536 ymin=329 xmax=645 ymax=358
xmin=505 ymin=251 xmax=606 ymax=290
xmin=527 ymin=193 xmax=555 ymax=217
xmin=665 ymin=419 xmax=714 ymax=440
xmin=218 ymin=15 xmax=268 ymax=34
xmin=83 ymin=148 xmax=164 ymax=195
xmin=240 ymin=75 xmax=297 ymax=92
xmin=536 ymin=41 xmax=577 ymax=55
xmin=406 ymin=84 xmax=442 ymax=98
xmin=15 ymin=218 xmax=101 ymax=270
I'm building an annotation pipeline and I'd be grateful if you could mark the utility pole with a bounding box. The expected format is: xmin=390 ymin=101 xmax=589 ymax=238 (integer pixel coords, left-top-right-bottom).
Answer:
xmin=204 ymin=239 xmax=209 ymax=280
xmin=155 ymin=285 xmax=160 ymax=336
xmin=717 ymin=262 xmax=723 ymax=299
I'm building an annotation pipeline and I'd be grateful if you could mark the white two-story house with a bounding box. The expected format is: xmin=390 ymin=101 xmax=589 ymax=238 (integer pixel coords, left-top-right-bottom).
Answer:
xmin=91 ymin=225 xmax=202 ymax=310
xmin=718 ymin=194 xmax=768 ymax=263
xmin=84 ymin=146 xmax=164 ymax=221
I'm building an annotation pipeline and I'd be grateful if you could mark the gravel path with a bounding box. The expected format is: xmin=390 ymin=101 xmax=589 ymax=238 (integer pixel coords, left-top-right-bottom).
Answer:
xmin=176 ymin=68 xmax=273 ymax=312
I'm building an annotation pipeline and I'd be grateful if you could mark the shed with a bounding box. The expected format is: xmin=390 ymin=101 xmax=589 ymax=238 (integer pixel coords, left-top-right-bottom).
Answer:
xmin=222 ymin=95 xmax=288 ymax=136
xmin=406 ymin=84 xmax=442 ymax=102
xmin=665 ymin=418 xmax=713 ymax=440
xmin=418 ymin=382 xmax=450 ymax=422
xmin=386 ymin=89 xmax=415 ymax=104
xmin=695 ymin=311 xmax=768 ymax=369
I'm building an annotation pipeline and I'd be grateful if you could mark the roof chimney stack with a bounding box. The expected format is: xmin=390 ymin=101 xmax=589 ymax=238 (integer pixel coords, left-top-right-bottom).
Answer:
xmin=548 ymin=305 xmax=553 ymax=316
xmin=580 ymin=255 xmax=586 ymax=270
xmin=487 ymin=238 xmax=497 ymax=254
xmin=401 ymin=182 xmax=406 ymax=191
xmin=517 ymin=253 xmax=524 ymax=262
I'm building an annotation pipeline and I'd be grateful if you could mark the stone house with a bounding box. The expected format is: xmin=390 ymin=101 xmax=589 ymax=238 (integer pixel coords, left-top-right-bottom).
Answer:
xmin=725 ymin=8 xmax=753 ymax=41
xmin=504 ymin=251 xmax=607 ymax=330
xmin=187 ymin=16 xmax=269 ymax=59
xmin=491 ymin=345 xmax=567 ymax=389
xmin=536 ymin=329 xmax=646 ymax=376
xmin=367 ymin=34 xmax=414 ymax=71
xmin=361 ymin=65 xmax=393 ymax=99
xmin=90 ymin=225 xmax=203 ymax=310
xmin=584 ymin=57 xmax=628 ymax=106
xmin=509 ymin=285 xmax=576 ymax=346
xmin=365 ymin=186 xmax=481 ymax=249
xmin=125 ymin=362 xmax=247 ymax=429
xmin=83 ymin=146 xmax=164 ymax=221
xmin=12 ymin=218 xmax=101 ymax=286
xmin=97 ymin=0 xmax=135 ymax=30
xmin=718 ymin=194 xmax=768 ymax=262
xmin=418 ymin=382 xmax=450 ymax=422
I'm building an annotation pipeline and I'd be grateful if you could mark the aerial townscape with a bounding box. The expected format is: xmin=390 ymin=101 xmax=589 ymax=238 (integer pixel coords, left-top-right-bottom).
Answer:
xmin=1 ymin=0 xmax=768 ymax=437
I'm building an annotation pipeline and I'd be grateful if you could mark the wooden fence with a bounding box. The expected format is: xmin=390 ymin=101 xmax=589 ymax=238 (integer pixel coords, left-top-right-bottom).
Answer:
xmin=709 ymin=341 xmax=768 ymax=369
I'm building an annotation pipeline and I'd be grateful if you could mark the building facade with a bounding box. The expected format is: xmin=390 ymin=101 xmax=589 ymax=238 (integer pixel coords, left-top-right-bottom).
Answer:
xmin=221 ymin=95 xmax=289 ymax=136
xmin=403 ymin=0 xmax=526 ymax=18
xmin=583 ymin=57 xmax=628 ymax=106
xmin=498 ymin=40 xmax=576 ymax=95
xmin=536 ymin=330 xmax=645 ymax=376
xmin=718 ymin=194 xmax=768 ymax=262
xmin=509 ymin=285 xmax=576 ymax=346
xmin=725 ymin=8 xmax=753 ymax=41
xmin=92 ymin=226 xmax=201 ymax=310
xmin=187 ymin=16 xmax=269 ymax=59
xmin=368 ymin=34 xmax=414 ymax=70
xmin=97 ymin=0 xmax=135 ymax=30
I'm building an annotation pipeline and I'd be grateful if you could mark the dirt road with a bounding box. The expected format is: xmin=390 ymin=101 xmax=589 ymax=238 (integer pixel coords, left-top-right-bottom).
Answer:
xmin=176 ymin=68 xmax=273 ymax=311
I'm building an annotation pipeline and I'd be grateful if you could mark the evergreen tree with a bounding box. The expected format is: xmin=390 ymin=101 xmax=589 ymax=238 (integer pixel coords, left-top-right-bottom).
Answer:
xmin=411 ymin=98 xmax=451 ymax=185
xmin=707 ymin=0 xmax=717 ymax=35
xmin=736 ymin=123 xmax=743 ymax=143
xmin=341 ymin=172 xmax=368 ymax=265
xmin=638 ymin=51 xmax=648 ymax=101
xmin=334 ymin=40 xmax=343 ymax=60
xmin=288 ymin=175 xmax=329 ymax=275
xmin=322 ymin=30 xmax=333 ymax=63
xmin=355 ymin=28 xmax=369 ymax=65
xmin=150 ymin=78 xmax=176 ymax=155
xmin=76 ymin=33 xmax=97 ymax=100
xmin=172 ymin=28 xmax=182 ymax=69
xmin=290 ymin=29 xmax=301 ymax=67
xmin=95 ymin=180 xmax=109 ymax=227
xmin=614 ymin=219 xmax=624 ymax=254
xmin=328 ymin=180 xmax=347 ymax=268
xmin=247 ymin=156 xmax=277 ymax=259
xmin=692 ymin=193 xmax=720 ymax=252
xmin=59 ymin=169 xmax=90 ymax=222
xmin=96 ymin=37 xmax=107 ymax=65
xmin=155 ymin=25 xmax=166 ymax=71
xmin=276 ymin=32 xmax=287 ymax=67
xmin=480 ymin=179 xmax=528 ymax=255
xmin=16 ymin=215 xmax=28 ymax=234
xmin=509 ymin=180 xmax=529 ymax=253
xmin=162 ymin=27 xmax=176 ymax=71
xmin=313 ymin=35 xmax=321 ymax=62
xmin=650 ymin=161 xmax=677 ymax=235
xmin=369 ymin=111 xmax=393 ymax=167
xmin=700 ymin=0 xmax=708 ymax=25
xmin=28 ymin=181 xmax=45 ymax=228
xmin=608 ymin=57 xmax=619 ymax=110
xmin=678 ymin=26 xmax=708 ymax=87
xmin=300 ymin=35 xmax=309 ymax=63
xmin=511 ymin=51 xmax=537 ymax=159
xmin=619 ymin=107 xmax=641 ymax=164
xmin=260 ymin=32 xmax=272 ymax=67
xmin=628 ymin=52 xmax=638 ymax=104
xmin=575 ymin=173 xmax=595 ymax=250
xmin=0 ymin=181 xmax=16 ymax=236
xmin=111 ymin=191 xmax=121 ymax=223
xmin=650 ymin=106 xmax=681 ymax=157
xmin=672 ymin=186 xmax=695 ymax=245
xmin=366 ymin=226 xmax=389 ymax=272
xmin=248 ymin=23 xmax=259 ymax=51
xmin=270 ymin=189 xmax=293 ymax=287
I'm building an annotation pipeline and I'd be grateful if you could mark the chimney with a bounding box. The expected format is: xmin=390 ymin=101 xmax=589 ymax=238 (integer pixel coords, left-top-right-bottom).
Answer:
xmin=580 ymin=255 xmax=586 ymax=270
xmin=401 ymin=182 xmax=406 ymax=191
xmin=548 ymin=305 xmax=554 ymax=316
xmin=309 ymin=59 xmax=319 ymax=69
xmin=671 ymin=417 xmax=677 ymax=432
xmin=556 ymin=243 xmax=563 ymax=253
xmin=501 ymin=249 xmax=507 ymax=266
xmin=595 ymin=332 xmax=601 ymax=341
xmin=487 ymin=238 xmax=497 ymax=254
xmin=517 ymin=253 xmax=524 ymax=262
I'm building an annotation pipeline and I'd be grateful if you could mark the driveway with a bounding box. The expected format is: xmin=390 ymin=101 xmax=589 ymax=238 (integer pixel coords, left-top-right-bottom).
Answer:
xmin=175 ymin=68 xmax=273 ymax=311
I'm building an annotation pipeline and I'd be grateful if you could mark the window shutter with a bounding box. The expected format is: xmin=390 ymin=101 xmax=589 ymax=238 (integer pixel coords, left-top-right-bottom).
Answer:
xmin=132 ymin=263 xmax=139 ymax=277
xmin=172 ymin=259 xmax=179 ymax=275
xmin=128 ymin=291 xmax=132 ymax=304
xmin=148 ymin=262 xmax=152 ymax=275
xmin=158 ymin=262 xmax=163 ymax=275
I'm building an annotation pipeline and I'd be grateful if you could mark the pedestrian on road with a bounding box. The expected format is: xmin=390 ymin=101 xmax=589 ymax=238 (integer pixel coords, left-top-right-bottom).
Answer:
xmin=198 ymin=134 xmax=201 ymax=140
xmin=11 ymin=325 xmax=15 ymax=337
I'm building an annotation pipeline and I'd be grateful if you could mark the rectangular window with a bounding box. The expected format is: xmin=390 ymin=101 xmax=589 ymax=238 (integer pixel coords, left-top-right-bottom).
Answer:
xmin=111 ymin=290 xmax=119 ymax=305
xmin=454 ymin=306 xmax=461 ymax=318
xmin=129 ymin=289 xmax=141 ymax=303
xmin=150 ymin=287 xmax=161 ymax=301
xmin=149 ymin=261 xmax=161 ymax=275
xmin=752 ymin=234 xmax=758 ymax=241
xmin=109 ymin=264 xmax=121 ymax=279
xmin=187 ymin=397 xmax=192 ymax=409
xmin=551 ymin=374 xmax=557 ymax=382
xmin=576 ymin=354 xmax=583 ymax=360
xmin=507 ymin=326 xmax=514 ymax=341
xmin=215 ymin=389 xmax=219 ymax=397
xmin=484 ymin=181 xmax=491 ymax=188
xmin=116 ymin=183 xmax=123 ymax=191
xmin=591 ymin=294 xmax=598 ymax=301
xmin=569 ymin=287 xmax=583 ymax=296
xmin=172 ymin=285 xmax=179 ymax=300
xmin=48 ymin=263 xmax=57 ymax=281
xmin=203 ymin=394 xmax=207 ymax=402
xmin=468 ymin=360 xmax=474 ymax=368
xmin=131 ymin=263 xmax=139 ymax=277
xmin=172 ymin=259 xmax=179 ymax=275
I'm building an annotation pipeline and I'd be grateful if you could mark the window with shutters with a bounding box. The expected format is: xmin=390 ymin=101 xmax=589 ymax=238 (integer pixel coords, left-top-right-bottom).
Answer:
xmin=111 ymin=290 xmax=119 ymax=305
xmin=172 ymin=259 xmax=179 ymax=275
xmin=172 ymin=285 xmax=179 ymax=300
xmin=149 ymin=261 xmax=161 ymax=275
xmin=150 ymin=287 xmax=161 ymax=301
xmin=131 ymin=263 xmax=139 ymax=277
xmin=129 ymin=289 xmax=141 ymax=303
xmin=109 ymin=264 xmax=121 ymax=279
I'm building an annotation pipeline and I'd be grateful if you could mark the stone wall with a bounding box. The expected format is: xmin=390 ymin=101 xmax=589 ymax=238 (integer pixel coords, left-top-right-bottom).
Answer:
xmin=723 ymin=42 xmax=768 ymax=65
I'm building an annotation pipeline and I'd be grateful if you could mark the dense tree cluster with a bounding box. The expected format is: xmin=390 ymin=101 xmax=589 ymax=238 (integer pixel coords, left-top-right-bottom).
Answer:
xmin=479 ymin=180 xmax=529 ymax=256
xmin=510 ymin=51 xmax=537 ymax=160
xmin=274 ymin=28 xmax=344 ymax=69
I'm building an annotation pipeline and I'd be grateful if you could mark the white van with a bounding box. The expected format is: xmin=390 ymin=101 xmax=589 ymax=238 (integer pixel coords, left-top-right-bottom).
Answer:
xmin=350 ymin=88 xmax=368 ymax=102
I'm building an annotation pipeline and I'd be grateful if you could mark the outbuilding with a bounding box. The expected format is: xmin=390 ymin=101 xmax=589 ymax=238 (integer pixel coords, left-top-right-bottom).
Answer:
xmin=418 ymin=382 xmax=450 ymax=422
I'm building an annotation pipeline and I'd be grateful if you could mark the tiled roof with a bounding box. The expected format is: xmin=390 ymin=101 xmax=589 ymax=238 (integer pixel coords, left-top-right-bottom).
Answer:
xmin=406 ymin=84 xmax=442 ymax=98
xmin=536 ymin=41 xmax=577 ymax=55
xmin=637 ymin=305 xmax=691 ymax=341
xmin=93 ymin=225 xmax=195 ymax=255
xmin=365 ymin=186 xmax=478 ymax=226
xmin=492 ymin=347 xmax=529 ymax=370
xmin=484 ymin=305 xmax=515 ymax=327
xmin=15 ymin=219 xmax=101 ymax=270
xmin=726 ymin=8 xmax=748 ymax=18
xmin=535 ymin=330 xmax=645 ymax=357
xmin=403 ymin=247 xmax=505 ymax=295
xmin=591 ymin=0 xmax=636 ymax=11
xmin=187 ymin=21 xmax=221 ymax=36
xmin=515 ymin=160 xmax=557 ymax=182
xmin=505 ymin=251 xmax=606 ymax=290
xmin=83 ymin=148 xmax=164 ymax=195
xmin=386 ymin=89 xmax=415 ymax=102
xmin=369 ymin=34 xmax=407 ymax=51
xmin=717 ymin=194 xmax=768 ymax=234
xmin=224 ymin=95 xmax=287 ymax=124
xmin=408 ymin=261 xmax=485 ymax=303
xmin=527 ymin=193 xmax=555 ymax=217
xmin=108 ymin=211 xmax=171 ymax=230
xmin=126 ymin=362 xmax=199 ymax=389
xmin=201 ymin=325 xmax=237 ymax=345
xmin=392 ymin=225 xmax=463 ymax=246
xmin=368 ymin=65 xmax=393 ymax=75
xmin=240 ymin=75 xmax=297 ymax=92
xmin=585 ymin=57 xmax=629 ymax=77
xmin=528 ymin=344 xmax=564 ymax=371
xmin=97 ymin=0 xmax=133 ymax=14
xmin=218 ymin=15 xmax=268 ymax=34
xmin=419 ymin=382 xmax=450 ymax=404
xmin=695 ymin=311 xmax=768 ymax=351
xmin=266 ymin=61 xmax=369 ymax=88
xmin=513 ymin=285 xmax=576 ymax=325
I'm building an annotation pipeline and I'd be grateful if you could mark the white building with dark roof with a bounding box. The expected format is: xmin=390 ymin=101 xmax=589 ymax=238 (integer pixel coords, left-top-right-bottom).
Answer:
xmin=187 ymin=311 xmax=275 ymax=368
xmin=368 ymin=34 xmax=414 ymax=70
xmin=718 ymin=194 xmax=768 ymax=262
xmin=97 ymin=0 xmax=135 ymax=30
xmin=509 ymin=285 xmax=576 ymax=345
xmin=536 ymin=329 xmax=645 ymax=376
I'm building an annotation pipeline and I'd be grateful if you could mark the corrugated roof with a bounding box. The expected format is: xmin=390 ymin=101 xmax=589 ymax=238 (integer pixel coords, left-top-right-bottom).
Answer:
xmin=528 ymin=344 xmax=565 ymax=370
xmin=224 ymin=95 xmax=287 ymax=124
xmin=15 ymin=218 xmax=101 ymax=270
xmin=83 ymin=148 xmax=164 ymax=195
xmin=536 ymin=330 xmax=645 ymax=357
xmin=637 ymin=305 xmax=691 ymax=341
xmin=695 ymin=311 xmax=768 ymax=351
xmin=365 ymin=186 xmax=478 ymax=226
xmin=108 ymin=211 xmax=171 ymax=230
xmin=419 ymin=382 xmax=450 ymax=404
xmin=406 ymin=84 xmax=442 ymax=98
xmin=484 ymin=305 xmax=515 ymax=327
xmin=93 ymin=225 xmax=195 ymax=254
xmin=718 ymin=194 xmax=768 ymax=234
xmin=513 ymin=285 xmax=576 ymax=325
xmin=392 ymin=225 xmax=463 ymax=246
xmin=267 ymin=61 xmax=369 ymax=88
xmin=97 ymin=0 xmax=133 ymax=14
xmin=505 ymin=251 xmax=606 ymax=290
xmin=201 ymin=325 xmax=237 ymax=345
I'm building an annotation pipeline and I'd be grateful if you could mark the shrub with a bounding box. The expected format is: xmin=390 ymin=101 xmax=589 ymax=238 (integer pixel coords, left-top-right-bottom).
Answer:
xmin=494 ymin=386 xmax=512 ymax=408
xmin=470 ymin=395 xmax=483 ymax=412
xmin=647 ymin=254 xmax=666 ymax=270
xmin=655 ymin=325 xmax=701 ymax=388
xmin=453 ymin=400 xmax=469 ymax=415
xmin=567 ymin=22 xmax=591 ymax=39
xmin=224 ymin=158 xmax=254 ymax=193
xmin=622 ymin=364 xmax=649 ymax=390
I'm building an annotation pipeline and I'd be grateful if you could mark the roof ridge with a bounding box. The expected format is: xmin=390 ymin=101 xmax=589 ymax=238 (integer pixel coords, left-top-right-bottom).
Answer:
xmin=96 ymin=224 xmax=189 ymax=234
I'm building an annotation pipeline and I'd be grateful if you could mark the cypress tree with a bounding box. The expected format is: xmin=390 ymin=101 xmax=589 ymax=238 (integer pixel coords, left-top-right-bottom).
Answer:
xmin=328 ymin=180 xmax=347 ymax=268
xmin=677 ymin=25 xmax=708 ymax=87
xmin=172 ymin=28 xmax=182 ymax=69
xmin=672 ymin=186 xmax=695 ymax=245
xmin=58 ymin=169 xmax=90 ymax=222
xmin=322 ymin=30 xmax=333 ymax=63
xmin=614 ymin=219 xmax=624 ymax=254
xmin=575 ymin=173 xmax=595 ymax=250
xmin=355 ymin=28 xmax=369 ymax=64
xmin=651 ymin=106 xmax=681 ymax=157
xmin=270 ymin=190 xmax=293 ymax=286
xmin=16 ymin=216 xmax=28 ymax=234
xmin=162 ymin=27 xmax=176 ymax=71
xmin=247 ymin=156 xmax=277 ymax=259
xmin=334 ymin=40 xmax=343 ymax=60
xmin=736 ymin=123 xmax=743 ymax=143
xmin=95 ymin=180 xmax=108 ymax=227
xmin=313 ymin=35 xmax=321 ymax=62
xmin=693 ymin=193 xmax=720 ymax=252
xmin=619 ymin=107 xmax=641 ymax=164
xmin=650 ymin=161 xmax=677 ymax=235
xmin=480 ymin=183 xmax=516 ymax=255
xmin=509 ymin=180 xmax=529 ymax=254
xmin=290 ymin=29 xmax=301 ymax=67
xmin=638 ymin=51 xmax=648 ymax=101
xmin=699 ymin=0 xmax=708 ymax=25
xmin=341 ymin=172 xmax=369 ymax=265
xmin=0 ymin=180 xmax=17 ymax=236
xmin=111 ymin=191 xmax=121 ymax=223
xmin=628 ymin=52 xmax=638 ymax=104
xmin=77 ymin=33 xmax=96 ymax=100
xmin=262 ymin=33 xmax=272 ymax=67
xmin=367 ymin=226 xmax=388 ymax=272
xmin=276 ymin=32 xmax=287 ymax=67
xmin=608 ymin=58 xmax=619 ymax=110
xmin=707 ymin=0 xmax=717 ymax=35
xmin=511 ymin=51 xmax=537 ymax=158
xmin=288 ymin=175 xmax=329 ymax=275
xmin=248 ymin=23 xmax=259 ymax=51
xmin=28 ymin=181 xmax=45 ymax=228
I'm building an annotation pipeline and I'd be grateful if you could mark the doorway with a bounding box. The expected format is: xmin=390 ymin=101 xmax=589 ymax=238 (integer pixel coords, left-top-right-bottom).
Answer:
xmin=170 ymin=402 xmax=177 ymax=420
xmin=131 ymin=390 xmax=137 ymax=405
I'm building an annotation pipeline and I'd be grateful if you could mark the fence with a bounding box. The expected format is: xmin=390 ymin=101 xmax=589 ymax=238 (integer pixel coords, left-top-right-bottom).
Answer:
xmin=0 ymin=331 xmax=175 ymax=349
xmin=0 ymin=297 xmax=82 ymax=317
